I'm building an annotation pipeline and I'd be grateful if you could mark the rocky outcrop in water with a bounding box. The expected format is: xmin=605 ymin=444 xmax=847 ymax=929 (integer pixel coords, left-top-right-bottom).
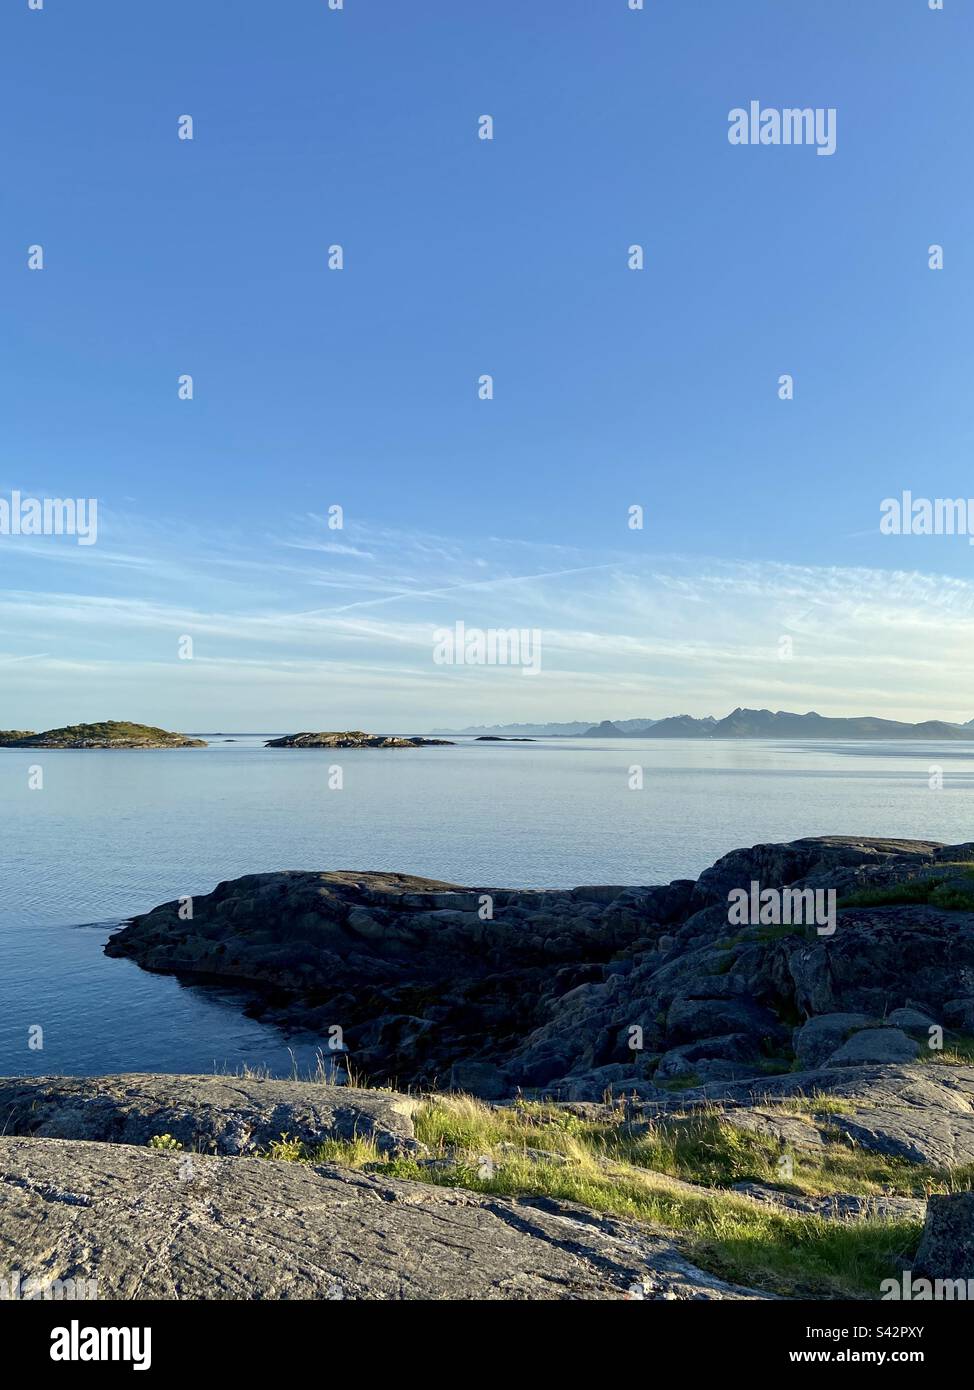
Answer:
xmin=106 ymin=869 xmax=688 ymax=1094
xmin=105 ymin=836 xmax=974 ymax=1107
xmin=265 ymin=731 xmax=453 ymax=748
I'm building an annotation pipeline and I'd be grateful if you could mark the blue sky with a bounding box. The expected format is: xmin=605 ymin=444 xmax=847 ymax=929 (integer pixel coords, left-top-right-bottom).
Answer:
xmin=1 ymin=0 xmax=972 ymax=730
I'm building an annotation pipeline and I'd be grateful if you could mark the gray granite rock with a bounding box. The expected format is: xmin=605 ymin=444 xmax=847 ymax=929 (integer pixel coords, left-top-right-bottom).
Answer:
xmin=0 ymin=1074 xmax=422 ymax=1156
xmin=886 ymin=1007 xmax=940 ymax=1038
xmin=666 ymin=996 xmax=785 ymax=1047
xmin=825 ymin=1027 xmax=920 ymax=1067
xmin=915 ymin=1192 xmax=974 ymax=1280
xmin=731 ymin=1183 xmax=926 ymax=1223
xmin=655 ymin=1034 xmax=767 ymax=1085
xmin=660 ymin=1063 xmax=974 ymax=1168
xmin=793 ymin=1013 xmax=875 ymax=1068
xmin=0 ymin=1136 xmax=771 ymax=1301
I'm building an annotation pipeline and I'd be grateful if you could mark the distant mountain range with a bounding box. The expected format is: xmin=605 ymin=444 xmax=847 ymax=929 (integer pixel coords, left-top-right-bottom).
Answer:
xmin=432 ymin=710 xmax=974 ymax=740
xmin=583 ymin=709 xmax=974 ymax=740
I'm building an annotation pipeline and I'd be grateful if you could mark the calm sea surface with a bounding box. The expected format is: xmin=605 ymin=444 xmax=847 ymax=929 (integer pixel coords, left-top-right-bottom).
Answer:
xmin=2 ymin=735 xmax=971 ymax=1077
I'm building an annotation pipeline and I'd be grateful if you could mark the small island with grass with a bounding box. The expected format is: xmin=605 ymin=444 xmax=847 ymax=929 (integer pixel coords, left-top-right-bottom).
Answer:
xmin=265 ymin=730 xmax=453 ymax=748
xmin=0 ymin=721 xmax=207 ymax=749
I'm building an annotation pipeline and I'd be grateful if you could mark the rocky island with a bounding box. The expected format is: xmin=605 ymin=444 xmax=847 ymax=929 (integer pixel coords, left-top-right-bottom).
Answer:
xmin=265 ymin=730 xmax=453 ymax=748
xmin=0 ymin=721 xmax=207 ymax=748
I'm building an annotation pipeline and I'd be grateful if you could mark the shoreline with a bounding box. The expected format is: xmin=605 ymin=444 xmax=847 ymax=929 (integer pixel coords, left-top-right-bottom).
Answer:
xmin=6 ymin=835 xmax=974 ymax=1301
xmin=104 ymin=834 xmax=974 ymax=1098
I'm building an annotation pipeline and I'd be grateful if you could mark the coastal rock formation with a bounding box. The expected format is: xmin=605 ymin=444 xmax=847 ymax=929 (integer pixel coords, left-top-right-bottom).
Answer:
xmin=265 ymin=731 xmax=453 ymax=748
xmin=106 ymin=836 xmax=974 ymax=1104
xmin=106 ymin=870 xmax=690 ymax=1088
xmin=2 ymin=721 xmax=206 ymax=749
xmin=0 ymin=730 xmax=35 ymax=745
xmin=0 ymin=1135 xmax=769 ymax=1300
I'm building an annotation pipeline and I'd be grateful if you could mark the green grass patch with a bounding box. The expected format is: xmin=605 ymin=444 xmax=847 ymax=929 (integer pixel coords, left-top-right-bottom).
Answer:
xmin=238 ymin=1094 xmax=949 ymax=1298
xmin=917 ymin=1034 xmax=974 ymax=1066
xmin=656 ymin=1072 xmax=702 ymax=1092
xmin=384 ymin=1145 xmax=919 ymax=1298
xmin=839 ymin=870 xmax=974 ymax=912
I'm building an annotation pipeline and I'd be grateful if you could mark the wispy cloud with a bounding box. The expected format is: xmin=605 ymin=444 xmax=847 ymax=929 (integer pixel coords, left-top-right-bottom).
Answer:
xmin=1 ymin=510 xmax=971 ymax=727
